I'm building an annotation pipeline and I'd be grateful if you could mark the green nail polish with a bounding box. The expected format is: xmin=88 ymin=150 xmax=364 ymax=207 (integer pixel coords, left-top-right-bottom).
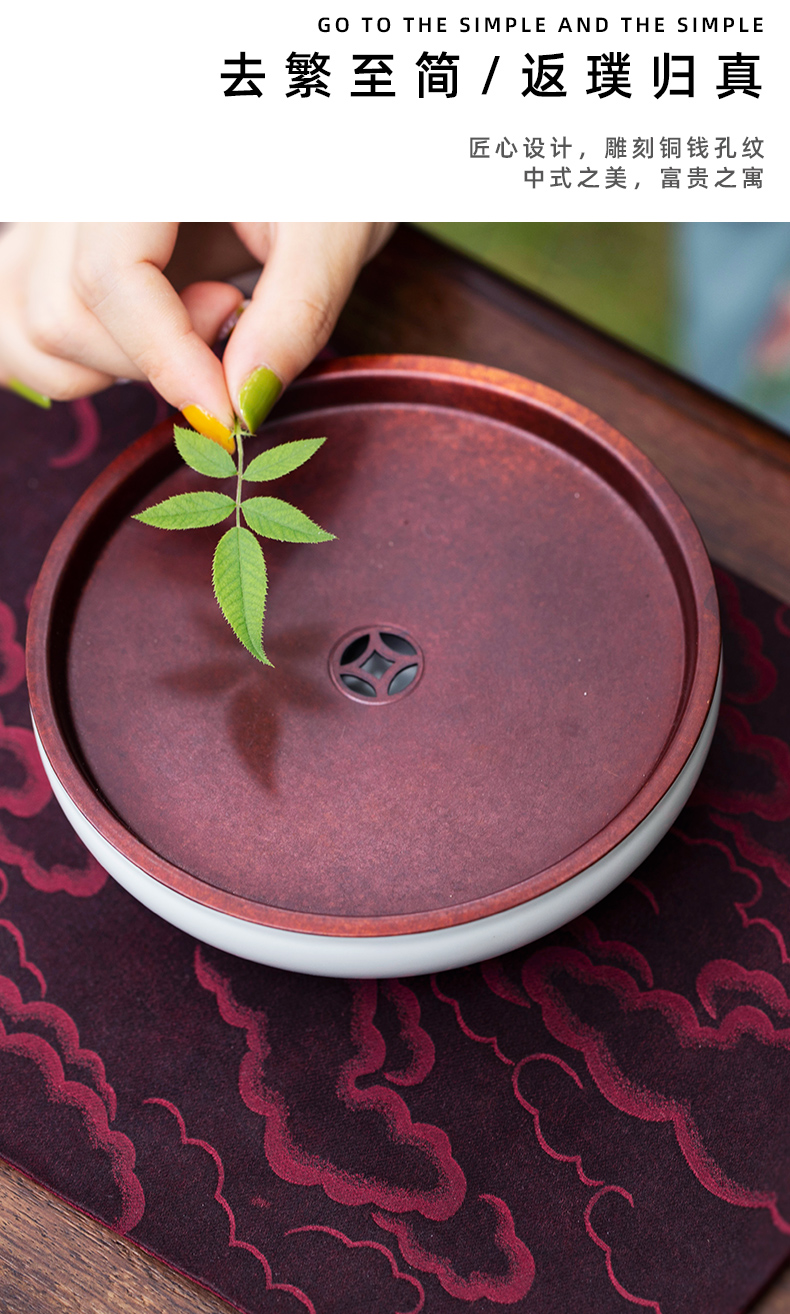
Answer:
xmin=8 ymin=378 xmax=51 ymax=409
xmin=239 ymin=367 xmax=282 ymax=434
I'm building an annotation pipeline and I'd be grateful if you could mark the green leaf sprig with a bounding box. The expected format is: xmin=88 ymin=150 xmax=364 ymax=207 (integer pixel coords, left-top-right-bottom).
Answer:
xmin=133 ymin=421 xmax=333 ymax=665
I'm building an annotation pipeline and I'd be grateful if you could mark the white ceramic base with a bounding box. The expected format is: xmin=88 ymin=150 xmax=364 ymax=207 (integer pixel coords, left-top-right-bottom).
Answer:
xmin=33 ymin=660 xmax=721 ymax=978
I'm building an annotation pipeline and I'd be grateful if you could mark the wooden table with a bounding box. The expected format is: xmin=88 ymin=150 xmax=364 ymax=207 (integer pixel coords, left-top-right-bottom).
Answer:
xmin=3 ymin=223 xmax=790 ymax=1313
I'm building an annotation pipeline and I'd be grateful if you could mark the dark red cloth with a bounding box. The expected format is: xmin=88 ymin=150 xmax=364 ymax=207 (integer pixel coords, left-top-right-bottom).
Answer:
xmin=2 ymin=381 xmax=790 ymax=1313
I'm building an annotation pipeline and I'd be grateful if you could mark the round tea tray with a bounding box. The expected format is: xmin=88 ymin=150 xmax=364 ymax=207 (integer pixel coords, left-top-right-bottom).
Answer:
xmin=28 ymin=356 xmax=721 ymax=977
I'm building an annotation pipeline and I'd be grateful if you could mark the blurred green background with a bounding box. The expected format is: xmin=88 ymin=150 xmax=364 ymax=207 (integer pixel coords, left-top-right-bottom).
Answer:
xmin=417 ymin=223 xmax=790 ymax=435
xmin=419 ymin=222 xmax=675 ymax=364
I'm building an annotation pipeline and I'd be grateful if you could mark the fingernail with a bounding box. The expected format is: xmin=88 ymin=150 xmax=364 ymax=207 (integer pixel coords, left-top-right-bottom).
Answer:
xmin=8 ymin=378 xmax=51 ymax=409
xmin=239 ymin=366 xmax=282 ymax=435
xmin=181 ymin=405 xmax=235 ymax=454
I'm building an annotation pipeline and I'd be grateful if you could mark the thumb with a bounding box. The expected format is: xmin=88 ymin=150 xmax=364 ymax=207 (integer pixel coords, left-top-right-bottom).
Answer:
xmin=222 ymin=223 xmax=386 ymax=434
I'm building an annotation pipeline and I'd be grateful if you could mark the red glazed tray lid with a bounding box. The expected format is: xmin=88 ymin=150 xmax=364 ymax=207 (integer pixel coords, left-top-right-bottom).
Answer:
xmin=28 ymin=356 xmax=720 ymax=936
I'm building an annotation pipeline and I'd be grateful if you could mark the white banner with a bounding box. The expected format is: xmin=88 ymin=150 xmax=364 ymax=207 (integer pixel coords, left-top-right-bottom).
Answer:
xmin=2 ymin=1 xmax=782 ymax=218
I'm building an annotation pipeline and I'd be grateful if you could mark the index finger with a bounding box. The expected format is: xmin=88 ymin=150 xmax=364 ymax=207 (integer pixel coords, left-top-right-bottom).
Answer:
xmin=74 ymin=224 xmax=236 ymax=447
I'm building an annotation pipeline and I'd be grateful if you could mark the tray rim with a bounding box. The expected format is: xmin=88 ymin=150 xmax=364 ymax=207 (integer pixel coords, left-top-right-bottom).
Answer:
xmin=27 ymin=354 xmax=721 ymax=938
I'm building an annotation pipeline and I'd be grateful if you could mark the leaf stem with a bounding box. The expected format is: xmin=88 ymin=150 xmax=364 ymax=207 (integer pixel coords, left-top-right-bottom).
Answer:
xmin=235 ymin=419 xmax=244 ymax=529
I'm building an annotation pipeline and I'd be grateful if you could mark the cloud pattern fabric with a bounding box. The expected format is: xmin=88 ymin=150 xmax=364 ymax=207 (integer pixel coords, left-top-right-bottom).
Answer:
xmin=1 ymin=381 xmax=790 ymax=1313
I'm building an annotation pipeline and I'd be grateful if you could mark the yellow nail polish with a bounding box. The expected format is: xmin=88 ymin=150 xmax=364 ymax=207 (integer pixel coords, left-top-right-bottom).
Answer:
xmin=182 ymin=406 xmax=235 ymax=454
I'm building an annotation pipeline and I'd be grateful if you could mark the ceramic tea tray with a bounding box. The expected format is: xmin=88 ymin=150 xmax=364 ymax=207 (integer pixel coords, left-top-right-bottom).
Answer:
xmin=27 ymin=356 xmax=721 ymax=976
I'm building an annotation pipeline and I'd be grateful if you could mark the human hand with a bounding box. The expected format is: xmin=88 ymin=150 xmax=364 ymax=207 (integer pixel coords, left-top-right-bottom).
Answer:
xmin=0 ymin=222 xmax=394 ymax=444
xmin=189 ymin=222 xmax=395 ymax=441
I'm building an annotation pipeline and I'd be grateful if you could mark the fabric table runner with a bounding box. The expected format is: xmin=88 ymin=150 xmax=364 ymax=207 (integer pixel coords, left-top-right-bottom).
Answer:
xmin=2 ymin=381 xmax=790 ymax=1313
